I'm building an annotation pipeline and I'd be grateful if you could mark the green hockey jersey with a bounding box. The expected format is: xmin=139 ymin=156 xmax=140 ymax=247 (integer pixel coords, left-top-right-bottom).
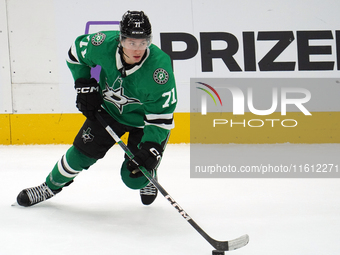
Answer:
xmin=67 ymin=31 xmax=177 ymax=145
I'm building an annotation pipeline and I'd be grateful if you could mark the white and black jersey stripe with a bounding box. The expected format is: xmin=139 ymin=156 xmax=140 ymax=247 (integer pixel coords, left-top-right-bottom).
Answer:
xmin=66 ymin=43 xmax=81 ymax=65
xmin=144 ymin=113 xmax=174 ymax=130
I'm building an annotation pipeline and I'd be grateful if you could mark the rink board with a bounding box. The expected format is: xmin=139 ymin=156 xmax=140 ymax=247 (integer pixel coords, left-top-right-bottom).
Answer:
xmin=0 ymin=111 xmax=339 ymax=145
xmin=0 ymin=113 xmax=190 ymax=145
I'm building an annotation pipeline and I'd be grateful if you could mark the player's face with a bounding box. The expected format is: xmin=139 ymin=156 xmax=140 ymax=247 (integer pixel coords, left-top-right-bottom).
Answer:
xmin=121 ymin=38 xmax=150 ymax=64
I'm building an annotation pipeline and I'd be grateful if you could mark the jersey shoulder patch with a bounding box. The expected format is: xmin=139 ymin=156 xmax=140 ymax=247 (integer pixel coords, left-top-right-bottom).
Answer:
xmin=153 ymin=68 xmax=169 ymax=85
xmin=91 ymin=32 xmax=106 ymax=46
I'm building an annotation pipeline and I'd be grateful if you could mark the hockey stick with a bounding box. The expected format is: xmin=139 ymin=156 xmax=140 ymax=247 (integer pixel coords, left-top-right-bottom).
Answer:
xmin=95 ymin=112 xmax=249 ymax=251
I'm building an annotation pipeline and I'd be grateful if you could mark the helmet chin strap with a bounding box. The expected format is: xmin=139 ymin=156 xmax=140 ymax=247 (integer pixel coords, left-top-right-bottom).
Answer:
xmin=118 ymin=44 xmax=130 ymax=60
xmin=117 ymin=45 xmax=127 ymax=77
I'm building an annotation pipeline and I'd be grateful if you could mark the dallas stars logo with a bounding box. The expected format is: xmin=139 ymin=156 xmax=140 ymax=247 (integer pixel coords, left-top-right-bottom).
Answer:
xmin=91 ymin=32 xmax=106 ymax=46
xmin=102 ymin=80 xmax=141 ymax=113
xmin=82 ymin=127 xmax=94 ymax=144
xmin=153 ymin=68 xmax=169 ymax=84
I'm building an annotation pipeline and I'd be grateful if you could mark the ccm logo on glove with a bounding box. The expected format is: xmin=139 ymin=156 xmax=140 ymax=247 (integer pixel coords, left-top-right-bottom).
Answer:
xmin=150 ymin=148 xmax=161 ymax=161
xmin=127 ymin=142 xmax=163 ymax=178
xmin=76 ymin=86 xmax=100 ymax=94
xmin=74 ymin=78 xmax=103 ymax=121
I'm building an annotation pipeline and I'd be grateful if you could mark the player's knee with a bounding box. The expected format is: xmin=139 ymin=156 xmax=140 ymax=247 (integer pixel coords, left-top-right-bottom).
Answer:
xmin=66 ymin=146 xmax=97 ymax=170
xmin=120 ymin=159 xmax=149 ymax=189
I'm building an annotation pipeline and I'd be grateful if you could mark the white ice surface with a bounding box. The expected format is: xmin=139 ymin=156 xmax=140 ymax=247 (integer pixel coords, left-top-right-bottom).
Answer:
xmin=1 ymin=144 xmax=340 ymax=255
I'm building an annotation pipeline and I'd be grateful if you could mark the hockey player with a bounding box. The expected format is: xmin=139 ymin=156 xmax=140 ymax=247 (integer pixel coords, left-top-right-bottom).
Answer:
xmin=16 ymin=10 xmax=177 ymax=206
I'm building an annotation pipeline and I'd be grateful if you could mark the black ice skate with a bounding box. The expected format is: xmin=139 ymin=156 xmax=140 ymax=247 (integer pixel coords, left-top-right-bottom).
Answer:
xmin=140 ymin=181 xmax=158 ymax=205
xmin=17 ymin=182 xmax=62 ymax=207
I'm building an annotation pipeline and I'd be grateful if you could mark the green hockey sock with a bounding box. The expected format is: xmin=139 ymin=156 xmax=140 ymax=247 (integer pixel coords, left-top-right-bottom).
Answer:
xmin=46 ymin=146 xmax=97 ymax=190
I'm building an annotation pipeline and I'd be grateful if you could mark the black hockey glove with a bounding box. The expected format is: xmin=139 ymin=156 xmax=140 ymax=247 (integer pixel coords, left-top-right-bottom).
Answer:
xmin=127 ymin=142 xmax=163 ymax=178
xmin=75 ymin=78 xmax=103 ymax=121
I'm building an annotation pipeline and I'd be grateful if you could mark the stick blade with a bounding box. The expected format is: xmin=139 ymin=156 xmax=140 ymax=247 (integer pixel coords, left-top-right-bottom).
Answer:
xmin=209 ymin=234 xmax=249 ymax=251
xmin=227 ymin=234 xmax=249 ymax=251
